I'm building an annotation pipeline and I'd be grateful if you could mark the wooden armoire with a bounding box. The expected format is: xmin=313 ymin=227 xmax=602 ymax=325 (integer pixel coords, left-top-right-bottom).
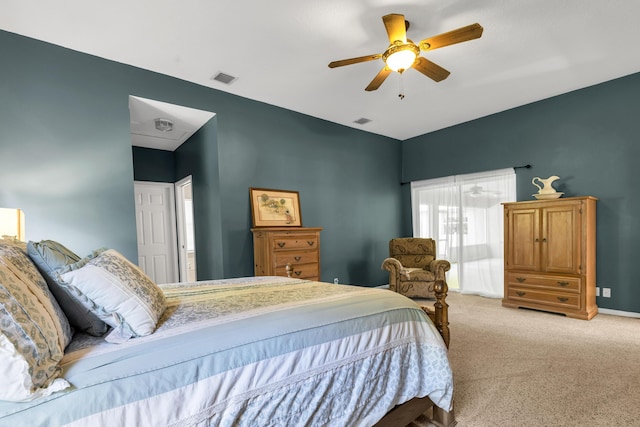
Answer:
xmin=502 ymin=196 xmax=598 ymax=320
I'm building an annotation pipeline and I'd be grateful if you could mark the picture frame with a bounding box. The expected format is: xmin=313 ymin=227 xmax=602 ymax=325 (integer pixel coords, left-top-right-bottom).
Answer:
xmin=249 ymin=188 xmax=302 ymax=227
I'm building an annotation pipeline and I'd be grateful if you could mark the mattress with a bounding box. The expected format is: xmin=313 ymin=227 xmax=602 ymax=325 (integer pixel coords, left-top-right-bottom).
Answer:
xmin=0 ymin=277 xmax=453 ymax=427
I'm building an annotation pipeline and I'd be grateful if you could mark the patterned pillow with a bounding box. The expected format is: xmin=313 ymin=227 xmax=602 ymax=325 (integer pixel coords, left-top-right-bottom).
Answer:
xmin=0 ymin=241 xmax=73 ymax=348
xmin=0 ymin=246 xmax=71 ymax=401
xmin=27 ymin=240 xmax=108 ymax=336
xmin=58 ymin=249 xmax=166 ymax=343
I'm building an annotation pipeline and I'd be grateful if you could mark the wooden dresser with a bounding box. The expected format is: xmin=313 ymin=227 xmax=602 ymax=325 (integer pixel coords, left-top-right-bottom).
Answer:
xmin=502 ymin=196 xmax=597 ymax=320
xmin=251 ymin=227 xmax=322 ymax=281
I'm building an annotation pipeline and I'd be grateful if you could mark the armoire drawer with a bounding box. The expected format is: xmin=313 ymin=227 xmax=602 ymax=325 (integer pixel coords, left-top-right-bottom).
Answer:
xmin=507 ymin=273 xmax=581 ymax=293
xmin=507 ymin=287 xmax=580 ymax=309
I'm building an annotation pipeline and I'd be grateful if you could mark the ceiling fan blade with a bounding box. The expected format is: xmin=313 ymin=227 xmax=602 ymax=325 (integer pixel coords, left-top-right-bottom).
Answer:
xmin=419 ymin=23 xmax=483 ymax=51
xmin=412 ymin=57 xmax=450 ymax=82
xmin=365 ymin=67 xmax=392 ymax=91
xmin=382 ymin=13 xmax=407 ymax=44
xmin=328 ymin=53 xmax=382 ymax=68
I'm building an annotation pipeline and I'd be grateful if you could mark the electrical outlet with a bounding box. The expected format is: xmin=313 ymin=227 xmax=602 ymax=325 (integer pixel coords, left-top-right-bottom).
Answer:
xmin=595 ymin=287 xmax=600 ymax=297
xmin=602 ymin=288 xmax=611 ymax=298
xmin=333 ymin=278 xmax=339 ymax=284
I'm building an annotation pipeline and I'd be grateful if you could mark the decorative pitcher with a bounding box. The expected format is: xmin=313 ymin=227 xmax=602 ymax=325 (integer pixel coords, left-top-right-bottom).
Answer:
xmin=532 ymin=176 xmax=560 ymax=194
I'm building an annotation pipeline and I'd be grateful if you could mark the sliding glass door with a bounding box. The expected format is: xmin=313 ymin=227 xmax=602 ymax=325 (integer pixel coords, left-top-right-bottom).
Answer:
xmin=411 ymin=169 xmax=516 ymax=297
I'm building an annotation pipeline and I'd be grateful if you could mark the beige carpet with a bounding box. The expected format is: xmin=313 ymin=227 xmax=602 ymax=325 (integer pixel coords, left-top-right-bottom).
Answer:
xmin=409 ymin=292 xmax=640 ymax=427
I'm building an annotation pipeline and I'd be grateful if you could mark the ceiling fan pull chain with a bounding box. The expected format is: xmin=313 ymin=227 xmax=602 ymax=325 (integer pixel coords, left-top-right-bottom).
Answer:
xmin=399 ymin=73 xmax=405 ymax=100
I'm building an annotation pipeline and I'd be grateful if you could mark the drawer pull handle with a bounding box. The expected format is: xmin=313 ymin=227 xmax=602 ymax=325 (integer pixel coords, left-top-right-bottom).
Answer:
xmin=278 ymin=242 xmax=286 ymax=248
xmin=295 ymin=271 xmax=302 ymax=276
xmin=516 ymin=291 xmax=526 ymax=297
xmin=557 ymin=281 xmax=569 ymax=287
xmin=516 ymin=277 xmax=526 ymax=283
xmin=307 ymin=241 xmax=315 ymax=246
xmin=557 ymin=297 xmax=569 ymax=302
xmin=294 ymin=256 xmax=301 ymax=261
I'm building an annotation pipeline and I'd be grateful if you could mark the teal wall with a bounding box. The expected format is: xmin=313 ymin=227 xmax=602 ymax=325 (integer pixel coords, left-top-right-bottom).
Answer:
xmin=403 ymin=72 xmax=640 ymax=313
xmin=132 ymin=147 xmax=175 ymax=182
xmin=0 ymin=30 xmax=402 ymax=286
xmin=3 ymin=28 xmax=639 ymax=312
xmin=174 ymin=120 xmax=224 ymax=280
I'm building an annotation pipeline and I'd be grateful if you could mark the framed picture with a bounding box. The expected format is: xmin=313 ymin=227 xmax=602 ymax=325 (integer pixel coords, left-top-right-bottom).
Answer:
xmin=249 ymin=188 xmax=302 ymax=227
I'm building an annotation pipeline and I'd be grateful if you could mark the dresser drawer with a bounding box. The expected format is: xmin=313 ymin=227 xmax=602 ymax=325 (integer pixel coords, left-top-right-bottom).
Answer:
xmin=274 ymin=251 xmax=317 ymax=267
xmin=508 ymin=287 xmax=580 ymax=309
xmin=272 ymin=235 xmax=319 ymax=251
xmin=507 ymin=273 xmax=580 ymax=293
xmin=275 ymin=262 xmax=319 ymax=280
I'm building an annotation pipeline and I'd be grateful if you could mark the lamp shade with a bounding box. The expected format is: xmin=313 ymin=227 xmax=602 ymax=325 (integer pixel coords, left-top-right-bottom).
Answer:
xmin=382 ymin=42 xmax=420 ymax=73
xmin=0 ymin=208 xmax=25 ymax=241
xmin=386 ymin=50 xmax=417 ymax=72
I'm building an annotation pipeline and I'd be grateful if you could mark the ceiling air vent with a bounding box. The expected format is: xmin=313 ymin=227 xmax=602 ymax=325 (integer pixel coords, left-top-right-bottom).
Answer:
xmin=212 ymin=72 xmax=237 ymax=85
xmin=354 ymin=118 xmax=371 ymax=125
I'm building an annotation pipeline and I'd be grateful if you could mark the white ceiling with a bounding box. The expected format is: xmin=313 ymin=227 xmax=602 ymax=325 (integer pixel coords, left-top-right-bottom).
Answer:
xmin=129 ymin=96 xmax=215 ymax=151
xmin=3 ymin=1 xmax=640 ymax=143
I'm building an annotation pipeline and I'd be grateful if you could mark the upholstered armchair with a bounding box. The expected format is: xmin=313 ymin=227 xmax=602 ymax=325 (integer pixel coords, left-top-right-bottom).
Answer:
xmin=381 ymin=237 xmax=451 ymax=299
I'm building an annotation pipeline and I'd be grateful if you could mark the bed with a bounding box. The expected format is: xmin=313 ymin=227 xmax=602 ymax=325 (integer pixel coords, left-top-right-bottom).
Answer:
xmin=0 ymin=239 xmax=454 ymax=427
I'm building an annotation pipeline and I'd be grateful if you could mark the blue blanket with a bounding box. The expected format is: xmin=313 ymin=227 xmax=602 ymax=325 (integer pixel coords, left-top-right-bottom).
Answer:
xmin=0 ymin=277 xmax=453 ymax=427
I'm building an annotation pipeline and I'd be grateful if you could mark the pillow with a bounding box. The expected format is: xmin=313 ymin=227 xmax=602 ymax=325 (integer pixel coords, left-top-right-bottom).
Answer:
xmin=0 ymin=257 xmax=70 ymax=402
xmin=0 ymin=241 xmax=73 ymax=349
xmin=27 ymin=240 xmax=108 ymax=336
xmin=58 ymin=249 xmax=166 ymax=343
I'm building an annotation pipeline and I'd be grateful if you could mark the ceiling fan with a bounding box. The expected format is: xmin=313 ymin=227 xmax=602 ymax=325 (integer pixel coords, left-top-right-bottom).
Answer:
xmin=465 ymin=184 xmax=500 ymax=198
xmin=328 ymin=13 xmax=483 ymax=92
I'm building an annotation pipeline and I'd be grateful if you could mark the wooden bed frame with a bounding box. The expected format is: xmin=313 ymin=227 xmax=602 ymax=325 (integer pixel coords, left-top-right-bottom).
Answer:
xmin=373 ymin=279 xmax=456 ymax=427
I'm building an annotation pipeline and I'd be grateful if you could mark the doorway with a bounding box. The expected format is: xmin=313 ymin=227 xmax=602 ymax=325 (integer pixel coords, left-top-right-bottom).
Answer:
xmin=175 ymin=176 xmax=197 ymax=282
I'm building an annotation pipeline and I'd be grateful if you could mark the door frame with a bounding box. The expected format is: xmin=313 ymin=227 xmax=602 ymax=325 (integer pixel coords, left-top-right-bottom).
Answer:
xmin=175 ymin=175 xmax=196 ymax=282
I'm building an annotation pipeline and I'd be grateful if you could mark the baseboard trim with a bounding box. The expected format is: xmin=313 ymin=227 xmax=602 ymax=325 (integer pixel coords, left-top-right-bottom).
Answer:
xmin=598 ymin=308 xmax=640 ymax=318
xmin=377 ymin=286 xmax=640 ymax=318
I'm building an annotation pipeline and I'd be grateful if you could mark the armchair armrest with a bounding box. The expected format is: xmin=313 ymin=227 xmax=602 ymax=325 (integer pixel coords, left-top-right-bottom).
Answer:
xmin=382 ymin=257 xmax=405 ymax=292
xmin=381 ymin=257 xmax=402 ymax=273
xmin=428 ymin=259 xmax=451 ymax=280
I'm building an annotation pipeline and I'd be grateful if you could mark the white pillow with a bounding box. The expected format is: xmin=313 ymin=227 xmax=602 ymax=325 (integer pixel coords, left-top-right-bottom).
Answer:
xmin=0 ymin=334 xmax=69 ymax=402
xmin=58 ymin=249 xmax=166 ymax=343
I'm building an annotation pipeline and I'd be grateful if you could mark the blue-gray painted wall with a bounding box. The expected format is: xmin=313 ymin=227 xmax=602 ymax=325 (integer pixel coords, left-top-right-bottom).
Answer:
xmin=2 ymin=29 xmax=639 ymax=313
xmin=403 ymin=72 xmax=640 ymax=312
xmin=0 ymin=30 xmax=401 ymax=287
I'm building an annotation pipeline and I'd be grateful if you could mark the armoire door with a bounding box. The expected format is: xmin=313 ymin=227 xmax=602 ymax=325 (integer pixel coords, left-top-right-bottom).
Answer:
xmin=542 ymin=203 xmax=582 ymax=275
xmin=505 ymin=207 xmax=540 ymax=271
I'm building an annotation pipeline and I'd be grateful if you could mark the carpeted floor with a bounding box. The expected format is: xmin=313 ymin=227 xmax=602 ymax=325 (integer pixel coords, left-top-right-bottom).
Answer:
xmin=409 ymin=292 xmax=640 ymax=426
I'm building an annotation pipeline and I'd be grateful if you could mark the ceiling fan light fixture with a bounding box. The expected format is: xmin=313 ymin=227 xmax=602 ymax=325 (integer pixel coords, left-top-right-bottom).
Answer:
xmin=383 ymin=42 xmax=419 ymax=73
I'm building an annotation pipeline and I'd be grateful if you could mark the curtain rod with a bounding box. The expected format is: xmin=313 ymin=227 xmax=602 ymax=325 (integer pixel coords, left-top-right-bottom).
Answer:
xmin=401 ymin=164 xmax=532 ymax=185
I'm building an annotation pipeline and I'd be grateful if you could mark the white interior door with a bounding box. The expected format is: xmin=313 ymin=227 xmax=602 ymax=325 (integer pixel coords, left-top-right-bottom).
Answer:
xmin=134 ymin=181 xmax=179 ymax=284
xmin=175 ymin=176 xmax=197 ymax=282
